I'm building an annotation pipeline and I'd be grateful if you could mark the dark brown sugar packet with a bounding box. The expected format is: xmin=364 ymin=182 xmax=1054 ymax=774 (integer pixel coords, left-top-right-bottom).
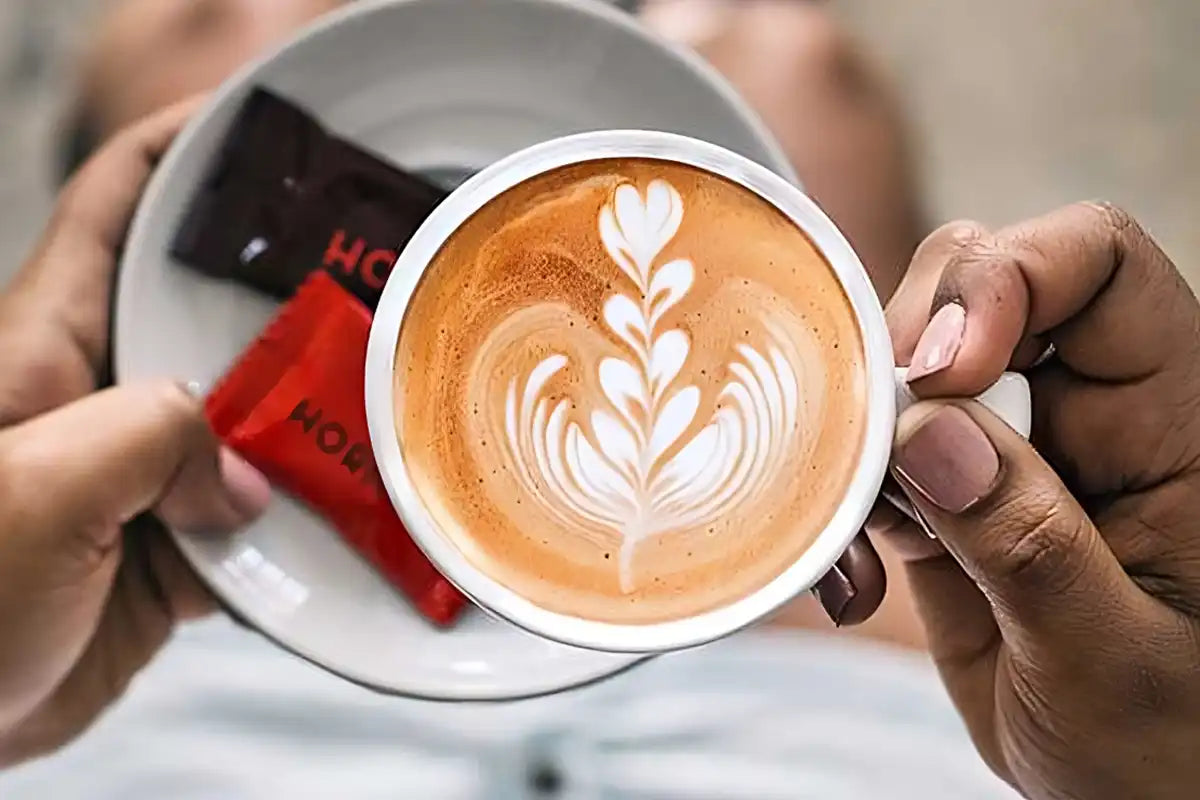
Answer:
xmin=170 ymin=88 xmax=447 ymax=308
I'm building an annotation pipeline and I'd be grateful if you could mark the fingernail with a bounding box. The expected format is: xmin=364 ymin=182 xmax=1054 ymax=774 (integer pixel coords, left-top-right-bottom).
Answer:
xmin=219 ymin=448 xmax=271 ymax=520
xmin=1031 ymin=341 xmax=1057 ymax=368
xmin=864 ymin=497 xmax=908 ymax=538
xmin=893 ymin=406 xmax=999 ymax=513
xmin=812 ymin=564 xmax=857 ymax=626
xmin=906 ymin=303 xmax=966 ymax=382
xmin=879 ymin=479 xmax=938 ymax=540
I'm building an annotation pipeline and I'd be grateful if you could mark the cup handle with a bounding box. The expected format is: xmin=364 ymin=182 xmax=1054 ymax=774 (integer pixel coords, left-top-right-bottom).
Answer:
xmin=893 ymin=368 xmax=1031 ymax=438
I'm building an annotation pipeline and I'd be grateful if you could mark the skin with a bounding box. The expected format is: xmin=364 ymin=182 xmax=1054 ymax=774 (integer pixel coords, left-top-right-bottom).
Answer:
xmin=78 ymin=0 xmax=343 ymax=134
xmin=876 ymin=203 xmax=1200 ymax=799
xmin=7 ymin=2 xmax=1196 ymax=792
xmin=0 ymin=101 xmax=271 ymax=767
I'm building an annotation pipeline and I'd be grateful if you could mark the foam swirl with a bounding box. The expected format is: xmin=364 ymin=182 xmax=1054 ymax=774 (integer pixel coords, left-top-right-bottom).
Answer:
xmin=500 ymin=180 xmax=808 ymax=591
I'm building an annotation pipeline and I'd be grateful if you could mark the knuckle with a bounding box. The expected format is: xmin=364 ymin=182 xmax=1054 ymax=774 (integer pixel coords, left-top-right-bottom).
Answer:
xmin=986 ymin=490 xmax=1093 ymax=594
xmin=936 ymin=219 xmax=988 ymax=249
xmin=1085 ymin=200 xmax=1149 ymax=263
xmin=1086 ymin=200 xmax=1138 ymax=237
xmin=910 ymin=220 xmax=990 ymax=274
xmin=934 ymin=232 xmax=1023 ymax=309
xmin=952 ymin=231 xmax=1008 ymax=268
xmin=141 ymin=380 xmax=206 ymax=435
xmin=730 ymin=4 xmax=850 ymax=72
xmin=787 ymin=8 xmax=849 ymax=66
xmin=932 ymin=222 xmax=995 ymax=271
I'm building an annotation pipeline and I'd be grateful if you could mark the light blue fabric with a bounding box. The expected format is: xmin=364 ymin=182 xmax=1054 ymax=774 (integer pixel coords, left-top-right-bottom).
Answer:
xmin=1 ymin=619 xmax=1016 ymax=799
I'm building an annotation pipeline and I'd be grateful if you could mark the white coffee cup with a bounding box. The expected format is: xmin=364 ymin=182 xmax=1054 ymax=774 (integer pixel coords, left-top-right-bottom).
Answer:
xmin=364 ymin=130 xmax=1030 ymax=655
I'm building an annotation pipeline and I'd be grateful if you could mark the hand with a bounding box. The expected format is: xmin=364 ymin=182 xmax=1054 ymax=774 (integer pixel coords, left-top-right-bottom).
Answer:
xmin=0 ymin=102 xmax=270 ymax=767
xmin=876 ymin=203 xmax=1200 ymax=799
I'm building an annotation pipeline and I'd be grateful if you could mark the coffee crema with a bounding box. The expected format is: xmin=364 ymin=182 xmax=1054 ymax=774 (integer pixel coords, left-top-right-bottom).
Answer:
xmin=394 ymin=159 xmax=867 ymax=624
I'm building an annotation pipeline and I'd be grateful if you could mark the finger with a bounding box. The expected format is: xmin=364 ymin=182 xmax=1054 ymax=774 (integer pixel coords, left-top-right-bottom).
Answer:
xmin=1023 ymin=365 xmax=1200 ymax=603
xmin=0 ymin=524 xmax=212 ymax=767
xmin=866 ymin=494 xmax=945 ymax=562
xmin=1028 ymin=362 xmax=1200 ymax=493
xmin=891 ymin=400 xmax=1184 ymax=659
xmin=885 ymin=220 xmax=988 ymax=363
xmin=0 ymin=381 xmax=269 ymax=562
xmin=2 ymin=98 xmax=203 ymax=378
xmin=812 ymin=535 xmax=886 ymax=626
xmin=867 ymin=489 xmax=1005 ymax=757
xmin=1090 ymin=473 xmax=1200 ymax=616
xmin=156 ymin=445 xmax=273 ymax=536
xmin=33 ymin=96 xmax=202 ymax=268
xmin=867 ymin=497 xmax=998 ymax=674
xmin=0 ymin=383 xmax=265 ymax=721
xmin=905 ymin=202 xmax=1200 ymax=396
xmin=131 ymin=514 xmax=219 ymax=621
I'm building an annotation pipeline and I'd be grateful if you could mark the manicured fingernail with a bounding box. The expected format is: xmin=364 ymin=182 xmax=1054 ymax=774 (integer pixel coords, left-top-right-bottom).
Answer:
xmin=893 ymin=406 xmax=999 ymax=513
xmin=879 ymin=478 xmax=938 ymax=540
xmin=219 ymin=448 xmax=271 ymax=519
xmin=864 ymin=497 xmax=907 ymax=538
xmin=1031 ymin=342 xmax=1057 ymax=368
xmin=906 ymin=303 xmax=966 ymax=382
xmin=812 ymin=564 xmax=857 ymax=626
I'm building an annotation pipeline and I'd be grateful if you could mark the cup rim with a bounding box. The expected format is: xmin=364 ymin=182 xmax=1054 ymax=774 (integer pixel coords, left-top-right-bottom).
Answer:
xmin=365 ymin=130 xmax=896 ymax=653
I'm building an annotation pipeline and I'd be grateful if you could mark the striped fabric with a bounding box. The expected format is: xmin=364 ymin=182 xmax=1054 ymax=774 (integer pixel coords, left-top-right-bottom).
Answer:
xmin=2 ymin=618 xmax=1017 ymax=799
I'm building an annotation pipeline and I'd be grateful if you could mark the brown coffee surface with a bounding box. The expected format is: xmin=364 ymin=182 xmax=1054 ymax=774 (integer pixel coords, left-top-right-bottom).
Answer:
xmin=394 ymin=159 xmax=867 ymax=624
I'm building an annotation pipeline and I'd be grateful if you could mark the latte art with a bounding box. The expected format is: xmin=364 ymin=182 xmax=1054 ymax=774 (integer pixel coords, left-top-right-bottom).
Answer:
xmin=503 ymin=180 xmax=810 ymax=591
xmin=395 ymin=159 xmax=866 ymax=624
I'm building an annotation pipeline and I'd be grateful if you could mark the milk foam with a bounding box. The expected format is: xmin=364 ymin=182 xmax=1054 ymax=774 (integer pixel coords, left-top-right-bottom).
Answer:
xmin=500 ymin=179 xmax=816 ymax=592
xmin=394 ymin=160 xmax=866 ymax=624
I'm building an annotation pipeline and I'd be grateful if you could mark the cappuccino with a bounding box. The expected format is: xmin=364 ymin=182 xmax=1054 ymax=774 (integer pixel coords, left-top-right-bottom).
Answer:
xmin=394 ymin=159 xmax=867 ymax=624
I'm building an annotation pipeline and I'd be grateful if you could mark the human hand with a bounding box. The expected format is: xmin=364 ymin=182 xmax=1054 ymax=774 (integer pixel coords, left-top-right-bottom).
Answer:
xmin=876 ymin=203 xmax=1200 ymax=799
xmin=0 ymin=101 xmax=270 ymax=767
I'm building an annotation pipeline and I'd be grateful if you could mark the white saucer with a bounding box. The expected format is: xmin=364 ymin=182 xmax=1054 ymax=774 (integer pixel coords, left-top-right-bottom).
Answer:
xmin=114 ymin=0 xmax=792 ymax=700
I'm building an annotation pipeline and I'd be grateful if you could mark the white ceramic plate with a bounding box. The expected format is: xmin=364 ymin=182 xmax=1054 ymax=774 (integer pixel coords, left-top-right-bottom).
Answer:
xmin=114 ymin=0 xmax=793 ymax=700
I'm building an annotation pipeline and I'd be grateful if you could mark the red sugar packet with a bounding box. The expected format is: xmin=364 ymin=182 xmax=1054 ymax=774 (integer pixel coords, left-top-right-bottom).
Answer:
xmin=205 ymin=271 xmax=466 ymax=626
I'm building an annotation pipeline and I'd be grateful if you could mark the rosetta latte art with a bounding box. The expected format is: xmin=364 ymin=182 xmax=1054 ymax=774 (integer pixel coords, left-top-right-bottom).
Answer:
xmin=398 ymin=158 xmax=866 ymax=622
xmin=502 ymin=180 xmax=804 ymax=591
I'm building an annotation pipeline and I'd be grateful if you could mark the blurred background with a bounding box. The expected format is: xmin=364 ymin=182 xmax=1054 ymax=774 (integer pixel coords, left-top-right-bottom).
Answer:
xmin=0 ymin=0 xmax=1197 ymax=282
xmin=0 ymin=2 xmax=1196 ymax=797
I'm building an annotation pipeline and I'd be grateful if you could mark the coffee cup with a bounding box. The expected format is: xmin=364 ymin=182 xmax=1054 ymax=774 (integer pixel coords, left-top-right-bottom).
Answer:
xmin=364 ymin=130 xmax=1030 ymax=654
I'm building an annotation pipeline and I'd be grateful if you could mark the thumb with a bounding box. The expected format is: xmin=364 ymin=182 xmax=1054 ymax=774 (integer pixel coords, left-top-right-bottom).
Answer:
xmin=891 ymin=401 xmax=1146 ymax=656
xmin=0 ymin=382 xmax=269 ymax=730
xmin=0 ymin=381 xmax=270 ymax=557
